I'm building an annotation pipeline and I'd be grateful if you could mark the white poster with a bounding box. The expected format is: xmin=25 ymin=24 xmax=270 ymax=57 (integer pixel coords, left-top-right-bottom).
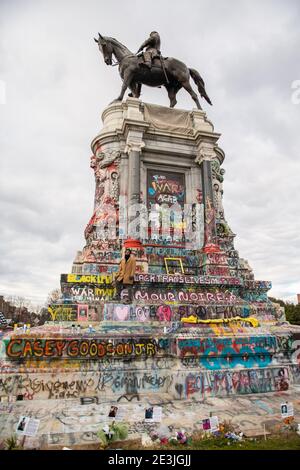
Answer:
xmin=144 ymin=406 xmax=162 ymax=422
xmin=16 ymin=416 xmax=29 ymax=434
xmin=202 ymin=416 xmax=219 ymax=432
xmin=209 ymin=416 xmax=219 ymax=432
xmin=24 ymin=419 xmax=40 ymax=437
xmin=114 ymin=406 xmax=127 ymax=422
xmin=281 ymin=402 xmax=294 ymax=418
xmin=108 ymin=406 xmax=119 ymax=419
xmin=16 ymin=416 xmax=40 ymax=436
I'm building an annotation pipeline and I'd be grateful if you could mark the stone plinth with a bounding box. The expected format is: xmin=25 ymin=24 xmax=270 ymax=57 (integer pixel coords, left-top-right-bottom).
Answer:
xmin=1 ymin=99 xmax=300 ymax=449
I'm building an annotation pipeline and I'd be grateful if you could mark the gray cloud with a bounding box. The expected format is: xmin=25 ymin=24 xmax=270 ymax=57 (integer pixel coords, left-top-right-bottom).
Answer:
xmin=0 ymin=0 xmax=299 ymax=304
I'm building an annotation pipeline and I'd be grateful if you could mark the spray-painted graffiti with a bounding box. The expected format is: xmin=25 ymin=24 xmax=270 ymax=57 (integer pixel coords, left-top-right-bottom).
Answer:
xmin=64 ymin=302 xmax=266 ymax=324
xmin=0 ymin=371 xmax=173 ymax=400
xmin=134 ymin=289 xmax=238 ymax=304
xmin=62 ymin=285 xmax=116 ymax=301
xmin=81 ymin=250 xmax=120 ymax=263
xmin=104 ymin=304 xmax=131 ymax=321
xmin=156 ymin=305 xmax=172 ymax=321
xmin=145 ymin=246 xmax=196 ymax=256
xmin=0 ymin=375 xmax=95 ymax=399
xmin=47 ymin=305 xmax=78 ymax=322
xmin=61 ymin=274 xmax=113 ymax=284
xmin=244 ymin=280 xmax=272 ymax=290
xmin=47 ymin=304 xmax=100 ymax=322
xmin=183 ymin=367 xmax=289 ymax=398
xmin=5 ymin=339 xmax=157 ymax=359
xmin=291 ymin=365 xmax=300 ymax=383
xmin=205 ymin=266 xmax=230 ymax=276
xmin=104 ymin=303 xmax=250 ymax=323
xmin=134 ymin=273 xmax=242 ymax=286
xmin=0 ymin=364 xmax=292 ymax=401
xmin=82 ymin=263 xmax=119 ymax=274
xmin=104 ymin=304 xmax=173 ymax=322
xmin=147 ymin=170 xmax=185 ymax=207
xmin=95 ymin=371 xmax=173 ymax=394
xmin=200 ymin=252 xmax=228 ymax=265
xmin=242 ymin=291 xmax=269 ymax=303
xmin=178 ymin=336 xmax=277 ymax=354
xmin=0 ymin=356 xmax=178 ymax=375
xmin=133 ymin=306 xmax=151 ymax=322
xmin=177 ymin=336 xmax=277 ymax=369
xmin=147 ymin=253 xmax=199 ymax=268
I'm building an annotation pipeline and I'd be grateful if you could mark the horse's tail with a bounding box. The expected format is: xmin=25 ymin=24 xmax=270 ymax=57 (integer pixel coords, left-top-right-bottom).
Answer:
xmin=189 ymin=68 xmax=212 ymax=105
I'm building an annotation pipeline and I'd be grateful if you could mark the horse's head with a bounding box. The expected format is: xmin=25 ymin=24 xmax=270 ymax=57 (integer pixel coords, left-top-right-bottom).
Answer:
xmin=94 ymin=33 xmax=113 ymax=65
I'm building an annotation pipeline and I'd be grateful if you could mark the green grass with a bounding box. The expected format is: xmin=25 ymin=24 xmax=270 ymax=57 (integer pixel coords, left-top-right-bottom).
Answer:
xmin=182 ymin=435 xmax=300 ymax=450
xmin=119 ymin=432 xmax=300 ymax=451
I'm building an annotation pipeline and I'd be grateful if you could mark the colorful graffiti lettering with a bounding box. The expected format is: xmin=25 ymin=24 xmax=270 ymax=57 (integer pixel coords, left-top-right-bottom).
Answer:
xmin=48 ymin=305 xmax=77 ymax=322
xmin=134 ymin=273 xmax=242 ymax=286
xmin=95 ymin=371 xmax=173 ymax=393
xmin=184 ymin=367 xmax=289 ymax=398
xmin=62 ymin=285 xmax=116 ymax=301
xmin=61 ymin=274 xmax=113 ymax=284
xmin=5 ymin=339 xmax=157 ymax=359
xmin=147 ymin=170 xmax=185 ymax=207
xmin=104 ymin=304 xmax=172 ymax=322
xmin=134 ymin=289 xmax=238 ymax=304
xmin=156 ymin=305 xmax=172 ymax=321
xmin=177 ymin=336 xmax=277 ymax=369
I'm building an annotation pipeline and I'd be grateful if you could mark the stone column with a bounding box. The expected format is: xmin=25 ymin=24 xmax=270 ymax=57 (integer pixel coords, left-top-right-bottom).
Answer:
xmin=125 ymin=136 xmax=145 ymax=239
xmin=196 ymin=142 xmax=218 ymax=250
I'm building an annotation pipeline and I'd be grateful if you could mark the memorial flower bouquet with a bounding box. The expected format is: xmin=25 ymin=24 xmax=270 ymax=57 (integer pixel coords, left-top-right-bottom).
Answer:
xmin=97 ymin=421 xmax=128 ymax=448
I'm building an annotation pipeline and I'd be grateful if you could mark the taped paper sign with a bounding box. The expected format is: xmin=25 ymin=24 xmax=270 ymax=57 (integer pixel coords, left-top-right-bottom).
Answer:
xmin=281 ymin=402 xmax=294 ymax=418
xmin=202 ymin=416 xmax=219 ymax=432
xmin=144 ymin=406 xmax=162 ymax=422
xmin=16 ymin=416 xmax=40 ymax=437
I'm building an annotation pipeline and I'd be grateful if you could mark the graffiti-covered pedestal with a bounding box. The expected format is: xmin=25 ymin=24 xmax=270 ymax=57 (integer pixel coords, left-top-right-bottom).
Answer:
xmin=1 ymin=99 xmax=300 ymax=446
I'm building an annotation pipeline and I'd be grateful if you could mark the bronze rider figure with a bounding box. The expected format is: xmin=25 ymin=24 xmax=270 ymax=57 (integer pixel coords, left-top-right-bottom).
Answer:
xmin=137 ymin=31 xmax=161 ymax=69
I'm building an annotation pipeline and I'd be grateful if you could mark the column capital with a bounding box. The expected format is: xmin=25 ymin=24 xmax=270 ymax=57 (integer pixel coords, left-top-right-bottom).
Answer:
xmin=195 ymin=142 xmax=216 ymax=165
xmin=125 ymin=139 xmax=145 ymax=154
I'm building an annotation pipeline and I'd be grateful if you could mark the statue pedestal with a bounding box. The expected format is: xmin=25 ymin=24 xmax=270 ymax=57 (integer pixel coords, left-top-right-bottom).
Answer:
xmin=3 ymin=100 xmax=299 ymax=424
xmin=51 ymin=99 xmax=293 ymax=403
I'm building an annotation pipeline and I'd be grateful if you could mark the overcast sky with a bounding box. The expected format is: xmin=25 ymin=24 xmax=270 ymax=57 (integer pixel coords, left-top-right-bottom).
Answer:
xmin=0 ymin=0 xmax=299 ymax=306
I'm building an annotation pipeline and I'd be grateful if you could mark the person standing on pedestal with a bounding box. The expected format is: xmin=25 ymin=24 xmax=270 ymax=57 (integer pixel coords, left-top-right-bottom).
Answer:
xmin=115 ymin=249 xmax=136 ymax=302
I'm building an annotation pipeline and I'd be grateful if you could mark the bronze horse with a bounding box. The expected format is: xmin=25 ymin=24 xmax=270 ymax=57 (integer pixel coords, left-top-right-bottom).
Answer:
xmin=94 ymin=34 xmax=212 ymax=110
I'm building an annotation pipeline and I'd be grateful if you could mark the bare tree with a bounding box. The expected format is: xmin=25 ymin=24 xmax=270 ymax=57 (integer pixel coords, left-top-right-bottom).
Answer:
xmin=46 ymin=288 xmax=62 ymax=305
xmin=5 ymin=295 xmax=32 ymax=311
xmin=33 ymin=304 xmax=44 ymax=315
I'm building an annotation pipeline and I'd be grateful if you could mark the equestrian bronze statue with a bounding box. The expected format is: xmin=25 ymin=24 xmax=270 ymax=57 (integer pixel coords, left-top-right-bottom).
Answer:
xmin=94 ymin=32 xmax=212 ymax=110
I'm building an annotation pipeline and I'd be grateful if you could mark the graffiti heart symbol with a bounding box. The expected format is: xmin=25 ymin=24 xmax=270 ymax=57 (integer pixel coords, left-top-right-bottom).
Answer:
xmin=157 ymin=305 xmax=172 ymax=322
xmin=115 ymin=305 xmax=130 ymax=321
